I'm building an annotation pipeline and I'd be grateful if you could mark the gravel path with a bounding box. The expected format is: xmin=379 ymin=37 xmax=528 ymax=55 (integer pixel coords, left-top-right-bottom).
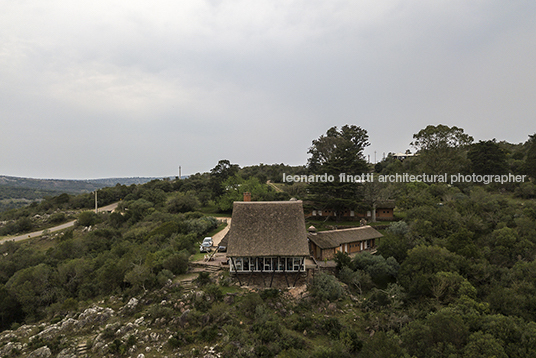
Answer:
xmin=0 ymin=202 xmax=119 ymax=245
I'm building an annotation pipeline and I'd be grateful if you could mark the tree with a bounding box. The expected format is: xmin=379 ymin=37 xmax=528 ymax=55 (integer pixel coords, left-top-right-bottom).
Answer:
xmin=76 ymin=211 xmax=99 ymax=227
xmin=5 ymin=264 xmax=56 ymax=320
xmin=210 ymin=160 xmax=239 ymax=199
xmin=166 ymin=192 xmax=200 ymax=213
xmin=462 ymin=331 xmax=508 ymax=358
xmin=468 ymin=140 xmax=508 ymax=176
xmin=411 ymin=124 xmax=473 ymax=174
xmin=398 ymin=245 xmax=462 ymax=298
xmin=362 ymin=176 xmax=389 ymax=222
xmin=525 ymin=134 xmax=536 ymax=180
xmin=307 ymin=125 xmax=370 ymax=217
xmin=216 ymin=175 xmax=279 ymax=212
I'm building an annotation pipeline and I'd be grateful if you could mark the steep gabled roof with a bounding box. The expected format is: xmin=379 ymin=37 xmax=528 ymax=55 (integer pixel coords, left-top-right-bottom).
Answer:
xmin=227 ymin=201 xmax=309 ymax=257
xmin=308 ymin=226 xmax=383 ymax=249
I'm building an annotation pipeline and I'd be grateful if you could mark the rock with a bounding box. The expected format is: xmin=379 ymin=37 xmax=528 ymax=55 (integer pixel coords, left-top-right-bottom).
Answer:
xmin=126 ymin=297 xmax=139 ymax=310
xmin=179 ymin=309 xmax=190 ymax=327
xmin=37 ymin=325 xmax=60 ymax=340
xmin=27 ymin=346 xmax=52 ymax=358
xmin=150 ymin=332 xmax=160 ymax=341
xmin=116 ymin=322 xmax=136 ymax=336
xmin=0 ymin=332 xmax=17 ymax=342
xmin=77 ymin=306 xmax=114 ymax=328
xmin=60 ymin=318 xmax=78 ymax=334
xmin=91 ymin=341 xmax=105 ymax=354
xmin=137 ymin=354 xmax=146 ymax=358
xmin=56 ymin=348 xmax=76 ymax=358
xmin=0 ymin=342 xmax=23 ymax=357
xmin=15 ymin=324 xmax=38 ymax=338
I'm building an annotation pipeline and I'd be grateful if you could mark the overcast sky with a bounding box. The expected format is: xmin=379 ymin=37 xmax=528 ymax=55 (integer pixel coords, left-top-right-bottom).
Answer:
xmin=1 ymin=1 xmax=535 ymax=179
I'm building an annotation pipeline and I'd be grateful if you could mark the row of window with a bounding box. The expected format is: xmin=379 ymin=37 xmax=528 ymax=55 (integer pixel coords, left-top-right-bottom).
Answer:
xmin=230 ymin=257 xmax=305 ymax=273
xmin=342 ymin=239 xmax=375 ymax=252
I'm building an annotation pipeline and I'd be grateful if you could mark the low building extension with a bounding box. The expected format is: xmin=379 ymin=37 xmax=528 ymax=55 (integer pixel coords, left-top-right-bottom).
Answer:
xmin=308 ymin=225 xmax=383 ymax=261
xmin=307 ymin=201 xmax=395 ymax=221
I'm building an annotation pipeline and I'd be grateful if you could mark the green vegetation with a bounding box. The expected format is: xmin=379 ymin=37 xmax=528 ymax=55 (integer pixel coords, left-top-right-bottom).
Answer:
xmin=306 ymin=125 xmax=370 ymax=217
xmin=1 ymin=125 xmax=536 ymax=357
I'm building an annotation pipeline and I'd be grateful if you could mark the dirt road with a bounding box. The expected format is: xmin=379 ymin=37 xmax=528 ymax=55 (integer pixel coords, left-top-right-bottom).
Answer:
xmin=0 ymin=202 xmax=119 ymax=245
xmin=211 ymin=217 xmax=231 ymax=246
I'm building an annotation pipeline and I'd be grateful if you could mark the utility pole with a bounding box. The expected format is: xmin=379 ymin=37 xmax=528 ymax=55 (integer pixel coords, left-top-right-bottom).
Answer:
xmin=95 ymin=190 xmax=98 ymax=213
xmin=178 ymin=166 xmax=181 ymax=179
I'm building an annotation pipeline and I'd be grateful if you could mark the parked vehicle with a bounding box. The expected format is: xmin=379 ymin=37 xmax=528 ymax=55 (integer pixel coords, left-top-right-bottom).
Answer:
xmin=200 ymin=237 xmax=213 ymax=253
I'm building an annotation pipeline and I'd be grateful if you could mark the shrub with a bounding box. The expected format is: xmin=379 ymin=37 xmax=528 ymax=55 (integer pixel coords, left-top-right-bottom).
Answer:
xmin=309 ymin=272 xmax=344 ymax=302
xmin=238 ymin=293 xmax=264 ymax=319
xmin=195 ymin=272 xmax=212 ymax=287
xmin=260 ymin=288 xmax=281 ymax=301
xmin=77 ymin=211 xmax=99 ymax=227
xmin=163 ymin=251 xmax=189 ymax=275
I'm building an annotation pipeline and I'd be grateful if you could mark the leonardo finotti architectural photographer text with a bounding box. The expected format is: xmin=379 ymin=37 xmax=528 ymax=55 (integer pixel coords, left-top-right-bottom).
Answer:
xmin=282 ymin=173 xmax=527 ymax=185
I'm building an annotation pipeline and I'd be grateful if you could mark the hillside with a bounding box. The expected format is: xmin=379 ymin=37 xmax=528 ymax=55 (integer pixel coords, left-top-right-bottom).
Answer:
xmin=1 ymin=128 xmax=536 ymax=357
xmin=0 ymin=175 xmax=172 ymax=212
xmin=0 ymin=168 xmax=535 ymax=356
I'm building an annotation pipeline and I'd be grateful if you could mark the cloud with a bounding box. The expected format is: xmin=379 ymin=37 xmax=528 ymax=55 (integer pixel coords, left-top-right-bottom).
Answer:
xmin=1 ymin=1 xmax=535 ymax=178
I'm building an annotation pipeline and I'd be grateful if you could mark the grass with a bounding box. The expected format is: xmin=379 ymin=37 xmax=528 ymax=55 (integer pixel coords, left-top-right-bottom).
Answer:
xmin=190 ymin=252 xmax=207 ymax=262
xmin=220 ymin=286 xmax=241 ymax=295
xmin=198 ymin=202 xmax=232 ymax=217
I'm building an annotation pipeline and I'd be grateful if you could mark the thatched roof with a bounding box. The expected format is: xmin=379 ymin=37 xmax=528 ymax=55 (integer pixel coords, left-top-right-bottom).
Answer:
xmin=227 ymin=201 xmax=309 ymax=257
xmin=219 ymin=231 xmax=229 ymax=247
xmin=308 ymin=226 xmax=383 ymax=249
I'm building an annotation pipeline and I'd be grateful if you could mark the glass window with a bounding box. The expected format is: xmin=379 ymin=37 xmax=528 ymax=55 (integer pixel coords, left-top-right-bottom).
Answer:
xmin=243 ymin=257 xmax=250 ymax=271
xmin=235 ymin=258 xmax=243 ymax=271
xmin=264 ymin=258 xmax=272 ymax=271
xmin=293 ymin=258 xmax=301 ymax=271
xmin=286 ymin=257 xmax=292 ymax=271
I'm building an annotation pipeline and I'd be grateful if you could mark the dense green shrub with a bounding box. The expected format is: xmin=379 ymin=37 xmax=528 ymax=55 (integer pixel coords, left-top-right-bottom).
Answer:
xmin=310 ymin=272 xmax=344 ymax=302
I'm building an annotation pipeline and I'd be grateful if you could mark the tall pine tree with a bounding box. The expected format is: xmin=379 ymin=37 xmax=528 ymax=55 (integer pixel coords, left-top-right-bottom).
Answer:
xmin=307 ymin=125 xmax=369 ymax=219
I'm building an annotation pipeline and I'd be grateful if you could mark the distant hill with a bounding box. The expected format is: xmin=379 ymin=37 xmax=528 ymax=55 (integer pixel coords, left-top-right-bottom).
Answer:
xmin=0 ymin=175 xmax=172 ymax=212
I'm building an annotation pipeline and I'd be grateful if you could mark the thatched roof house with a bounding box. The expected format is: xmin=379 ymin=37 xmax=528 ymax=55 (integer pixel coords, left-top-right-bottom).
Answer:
xmin=227 ymin=200 xmax=309 ymax=274
xmin=308 ymin=226 xmax=383 ymax=260
xmin=227 ymin=200 xmax=309 ymax=258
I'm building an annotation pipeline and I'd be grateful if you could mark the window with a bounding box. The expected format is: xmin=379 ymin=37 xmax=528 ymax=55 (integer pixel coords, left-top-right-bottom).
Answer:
xmin=286 ymin=257 xmax=292 ymax=271
xmin=235 ymin=258 xmax=243 ymax=271
xmin=293 ymin=258 xmax=301 ymax=271
xmin=278 ymin=258 xmax=285 ymax=271
xmin=264 ymin=258 xmax=273 ymax=271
